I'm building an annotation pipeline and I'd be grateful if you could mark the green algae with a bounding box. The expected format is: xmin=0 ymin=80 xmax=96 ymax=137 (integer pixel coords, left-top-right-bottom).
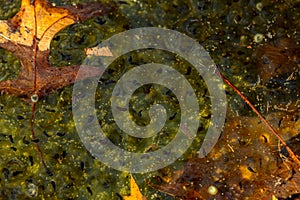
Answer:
xmin=0 ymin=0 xmax=20 ymax=20
xmin=0 ymin=0 xmax=299 ymax=199
xmin=0 ymin=50 xmax=20 ymax=82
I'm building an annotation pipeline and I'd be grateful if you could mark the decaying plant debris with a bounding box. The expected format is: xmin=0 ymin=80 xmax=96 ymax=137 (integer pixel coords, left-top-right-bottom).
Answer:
xmin=149 ymin=109 xmax=300 ymax=199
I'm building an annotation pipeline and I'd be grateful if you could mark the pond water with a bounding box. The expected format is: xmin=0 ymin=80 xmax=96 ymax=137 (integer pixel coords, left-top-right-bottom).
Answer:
xmin=0 ymin=0 xmax=299 ymax=199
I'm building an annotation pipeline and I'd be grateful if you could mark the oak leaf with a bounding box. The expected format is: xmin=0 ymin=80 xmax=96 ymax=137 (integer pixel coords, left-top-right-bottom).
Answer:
xmin=0 ymin=0 xmax=115 ymax=101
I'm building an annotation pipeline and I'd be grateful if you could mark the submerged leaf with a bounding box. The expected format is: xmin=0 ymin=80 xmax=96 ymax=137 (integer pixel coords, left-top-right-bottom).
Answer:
xmin=0 ymin=0 xmax=115 ymax=100
xmin=149 ymin=110 xmax=300 ymax=199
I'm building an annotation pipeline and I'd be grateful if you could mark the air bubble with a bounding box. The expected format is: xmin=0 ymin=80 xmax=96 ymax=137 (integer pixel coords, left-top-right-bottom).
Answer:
xmin=26 ymin=183 xmax=38 ymax=198
xmin=254 ymin=33 xmax=264 ymax=43
xmin=256 ymin=3 xmax=263 ymax=12
xmin=208 ymin=185 xmax=218 ymax=195
xmin=31 ymin=94 xmax=39 ymax=103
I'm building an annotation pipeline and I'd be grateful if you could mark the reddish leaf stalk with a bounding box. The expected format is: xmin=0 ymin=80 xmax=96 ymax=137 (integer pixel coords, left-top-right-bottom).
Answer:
xmin=31 ymin=103 xmax=52 ymax=175
xmin=31 ymin=2 xmax=51 ymax=175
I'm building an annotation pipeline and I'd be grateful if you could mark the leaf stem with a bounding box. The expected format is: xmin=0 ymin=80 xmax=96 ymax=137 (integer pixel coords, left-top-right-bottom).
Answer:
xmin=31 ymin=102 xmax=52 ymax=175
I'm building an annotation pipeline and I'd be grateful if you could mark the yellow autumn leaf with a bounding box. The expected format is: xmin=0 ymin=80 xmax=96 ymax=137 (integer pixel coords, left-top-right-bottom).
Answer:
xmin=0 ymin=0 xmax=75 ymax=51
xmin=124 ymin=175 xmax=147 ymax=200
xmin=85 ymin=46 xmax=113 ymax=57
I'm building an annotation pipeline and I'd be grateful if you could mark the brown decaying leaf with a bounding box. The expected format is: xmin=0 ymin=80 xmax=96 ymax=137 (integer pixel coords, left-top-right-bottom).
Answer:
xmin=149 ymin=110 xmax=300 ymax=199
xmin=0 ymin=0 xmax=115 ymax=101
xmin=254 ymin=38 xmax=300 ymax=83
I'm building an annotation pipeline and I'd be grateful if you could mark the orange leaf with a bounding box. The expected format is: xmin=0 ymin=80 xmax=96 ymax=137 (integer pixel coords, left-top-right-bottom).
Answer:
xmin=0 ymin=0 xmax=115 ymax=100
